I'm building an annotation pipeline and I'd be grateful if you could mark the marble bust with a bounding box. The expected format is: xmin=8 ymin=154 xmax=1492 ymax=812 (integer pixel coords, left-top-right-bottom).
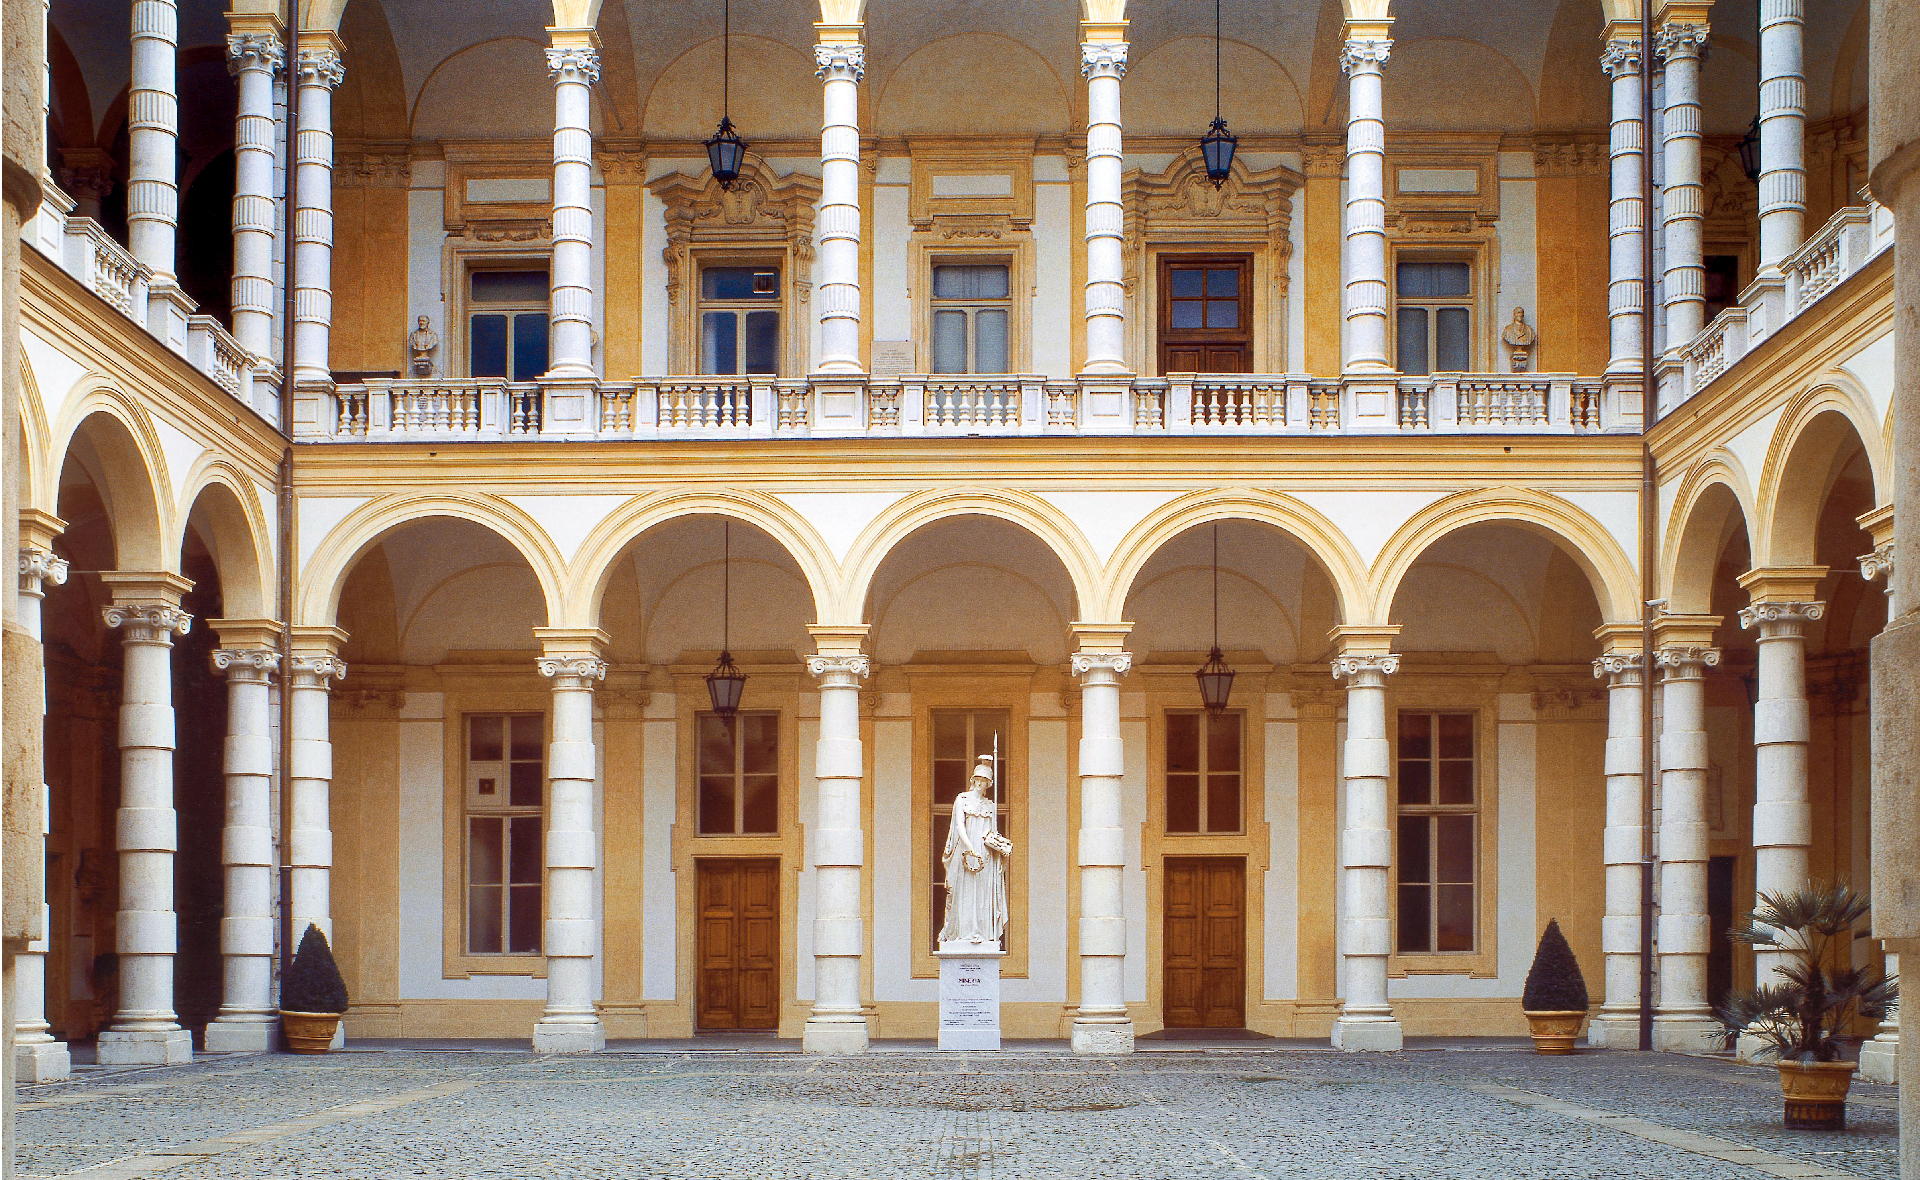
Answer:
xmin=940 ymin=754 xmax=1012 ymax=945
xmin=409 ymin=315 xmax=440 ymax=377
xmin=1502 ymin=307 xmax=1537 ymax=373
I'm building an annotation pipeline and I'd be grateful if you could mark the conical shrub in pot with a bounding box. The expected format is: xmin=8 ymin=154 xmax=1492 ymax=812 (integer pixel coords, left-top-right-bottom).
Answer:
xmin=1521 ymin=919 xmax=1590 ymax=1055
xmin=280 ymin=923 xmax=350 ymax=1054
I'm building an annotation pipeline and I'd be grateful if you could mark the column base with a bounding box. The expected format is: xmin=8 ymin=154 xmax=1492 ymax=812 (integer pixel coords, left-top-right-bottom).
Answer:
xmin=1585 ymin=1014 xmax=1641 ymax=1050
xmin=15 ymin=1038 xmax=72 ymax=1082
xmin=1860 ymin=1036 xmax=1899 ymax=1085
xmin=1650 ymin=1015 xmax=1723 ymax=1055
xmin=802 ymin=1015 xmax=870 ymax=1054
xmin=1069 ymin=1018 xmax=1134 ymax=1055
xmin=204 ymin=1020 xmax=278 ymax=1053
xmin=1331 ymin=1017 xmax=1404 ymax=1052
xmin=96 ymin=1028 xmax=193 ymax=1066
xmin=532 ymin=1020 xmax=606 ymax=1054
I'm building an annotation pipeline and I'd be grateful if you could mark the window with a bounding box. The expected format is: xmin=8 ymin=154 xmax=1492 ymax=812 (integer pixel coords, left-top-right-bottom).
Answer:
xmin=699 ymin=265 xmax=781 ymax=375
xmin=930 ymin=709 xmax=1009 ymax=949
xmin=465 ymin=713 xmax=544 ymax=955
xmin=1394 ymin=261 xmax=1472 ymax=375
xmin=1703 ymin=254 xmax=1741 ymax=327
xmin=1165 ymin=711 xmax=1242 ymax=833
xmin=930 ymin=264 xmax=1011 ymax=374
xmin=1158 ymin=257 xmax=1251 ymax=374
xmin=698 ymin=712 xmax=779 ymax=835
xmin=468 ymin=270 xmax=550 ymax=382
xmin=1395 ymin=711 xmax=1476 ymax=954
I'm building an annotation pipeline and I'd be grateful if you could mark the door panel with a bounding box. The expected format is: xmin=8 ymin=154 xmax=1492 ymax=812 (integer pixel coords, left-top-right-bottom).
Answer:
xmin=1164 ymin=857 xmax=1246 ymax=1028
xmin=696 ymin=859 xmax=781 ymax=1030
xmin=1158 ymin=256 xmax=1252 ymax=376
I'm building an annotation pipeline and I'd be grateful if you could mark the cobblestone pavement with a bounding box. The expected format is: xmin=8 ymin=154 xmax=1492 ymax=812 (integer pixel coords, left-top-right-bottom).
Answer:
xmin=12 ymin=1042 xmax=1900 ymax=1179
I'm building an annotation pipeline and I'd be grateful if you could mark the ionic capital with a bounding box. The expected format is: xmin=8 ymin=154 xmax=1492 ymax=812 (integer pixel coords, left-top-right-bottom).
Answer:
xmin=1070 ymin=650 xmax=1133 ymax=679
xmin=537 ymin=654 xmax=609 ymax=683
xmin=807 ymin=653 xmax=872 ymax=682
xmin=1080 ymin=42 xmax=1128 ymax=81
xmin=1654 ymin=645 xmax=1720 ymax=676
xmin=226 ymin=32 xmax=285 ymax=76
xmin=1340 ymin=37 xmax=1393 ymax=73
xmin=1738 ymin=600 xmax=1824 ymax=636
xmin=1859 ymin=542 xmax=1894 ymax=585
xmin=1592 ymin=651 xmax=1646 ymax=683
xmin=103 ymin=603 xmax=193 ymax=644
xmin=1331 ymin=653 xmax=1399 ymax=681
xmin=546 ymin=46 xmax=601 ymax=85
xmin=295 ymin=47 xmax=345 ymax=90
xmin=19 ymin=548 xmax=69 ymax=597
xmin=211 ymin=648 xmax=281 ymax=682
xmin=1653 ymin=21 xmax=1709 ymax=62
xmin=814 ymin=42 xmax=866 ymax=84
xmin=288 ymin=654 xmax=348 ymax=687
xmin=1600 ymin=36 xmax=1642 ymax=77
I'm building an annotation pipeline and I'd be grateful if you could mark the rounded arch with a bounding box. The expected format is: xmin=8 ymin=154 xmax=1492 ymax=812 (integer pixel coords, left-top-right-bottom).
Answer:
xmin=17 ymin=351 xmax=50 ymax=518
xmin=642 ymin=35 xmax=820 ymax=142
xmin=1122 ymin=37 xmax=1304 ymax=135
xmin=1368 ymin=487 xmax=1639 ymax=626
xmin=297 ymin=493 xmax=567 ymax=629
xmin=1661 ymin=461 xmax=1755 ymax=614
xmin=841 ymin=489 xmax=1104 ymax=627
xmin=177 ymin=462 xmax=274 ymax=620
xmin=566 ymin=490 xmax=839 ymax=629
xmin=874 ymin=34 xmax=1071 ymax=137
xmin=1754 ymin=381 xmax=1889 ymax=567
xmin=51 ymin=389 xmax=173 ymax=573
xmin=1101 ymin=489 xmax=1367 ymax=624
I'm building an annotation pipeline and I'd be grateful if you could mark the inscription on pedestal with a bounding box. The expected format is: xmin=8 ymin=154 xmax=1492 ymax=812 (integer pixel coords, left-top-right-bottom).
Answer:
xmin=937 ymin=946 xmax=1004 ymax=1051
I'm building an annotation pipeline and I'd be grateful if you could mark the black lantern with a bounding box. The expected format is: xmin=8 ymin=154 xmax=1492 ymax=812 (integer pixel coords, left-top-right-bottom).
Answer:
xmin=705 ymin=520 xmax=748 ymax=715
xmin=1194 ymin=522 xmax=1236 ymax=713
xmin=1198 ymin=0 xmax=1236 ymax=188
xmin=705 ymin=0 xmax=748 ymax=190
xmin=1738 ymin=116 xmax=1761 ymax=183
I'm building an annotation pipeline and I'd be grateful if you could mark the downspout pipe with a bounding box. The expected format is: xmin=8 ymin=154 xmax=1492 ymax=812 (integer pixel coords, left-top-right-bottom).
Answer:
xmin=277 ymin=11 xmax=299 ymax=994
xmin=1638 ymin=0 xmax=1658 ymax=1054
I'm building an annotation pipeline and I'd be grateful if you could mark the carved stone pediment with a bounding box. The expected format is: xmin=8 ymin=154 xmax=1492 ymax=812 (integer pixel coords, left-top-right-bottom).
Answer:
xmin=647 ymin=156 xmax=823 ymax=307
xmin=1126 ymin=148 xmax=1301 ymax=240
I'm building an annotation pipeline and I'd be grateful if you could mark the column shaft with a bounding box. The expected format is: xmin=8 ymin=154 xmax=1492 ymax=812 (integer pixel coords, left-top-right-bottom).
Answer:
xmin=1757 ymin=0 xmax=1806 ymax=270
xmin=814 ymin=42 xmax=864 ymax=373
xmin=1653 ymin=644 xmax=1719 ymax=1050
xmin=1603 ymin=38 xmax=1646 ymax=377
xmin=227 ymin=33 xmax=284 ymax=358
xmin=1341 ymin=39 xmax=1393 ymax=374
xmin=287 ymin=654 xmax=343 ymax=945
xmin=15 ymin=550 xmax=70 ymax=1081
xmin=804 ymin=650 xmax=870 ymax=1053
xmin=1332 ymin=653 xmax=1402 ymax=1051
xmin=292 ymin=48 xmax=343 ymax=385
xmin=1740 ymin=601 xmax=1821 ymax=986
xmin=545 ymin=45 xmax=599 ymax=380
xmin=204 ymin=648 xmax=279 ymax=1052
xmin=533 ymin=653 xmax=605 ymax=1052
xmin=1590 ymin=653 xmax=1645 ymax=1046
xmin=1071 ymin=650 xmax=1133 ymax=1054
xmin=127 ymin=0 xmax=179 ymax=282
xmin=1079 ymin=43 xmax=1128 ymax=374
xmin=1656 ymin=23 xmax=1709 ymax=353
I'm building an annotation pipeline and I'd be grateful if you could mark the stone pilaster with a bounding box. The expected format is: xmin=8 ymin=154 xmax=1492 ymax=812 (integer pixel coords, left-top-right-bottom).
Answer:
xmin=1070 ymin=623 xmax=1134 ymax=1054
xmin=545 ymin=34 xmax=599 ymax=381
xmin=1651 ymin=615 xmax=1720 ymax=1053
xmin=1079 ymin=36 xmax=1129 ymax=375
xmin=533 ymin=629 xmax=609 ymax=1053
xmin=803 ymin=625 xmax=870 ymax=1053
xmin=226 ymin=27 xmax=284 ymax=359
xmin=1588 ymin=629 xmax=1645 ymax=1050
xmin=1329 ymin=625 xmax=1402 ymax=1051
xmin=14 ymin=546 xmax=69 ymax=1081
xmin=1855 ymin=511 xmax=1902 ymax=1083
xmin=204 ymin=623 xmax=280 ymax=1053
xmin=814 ymin=34 xmax=865 ymax=374
xmin=292 ymin=42 xmax=344 ymax=387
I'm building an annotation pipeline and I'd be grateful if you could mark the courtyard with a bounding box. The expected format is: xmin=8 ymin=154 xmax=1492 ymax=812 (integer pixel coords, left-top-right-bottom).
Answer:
xmin=10 ymin=1041 xmax=1900 ymax=1179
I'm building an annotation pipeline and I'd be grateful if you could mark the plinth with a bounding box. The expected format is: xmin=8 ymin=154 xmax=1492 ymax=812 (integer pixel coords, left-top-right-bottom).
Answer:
xmin=936 ymin=942 xmax=1005 ymax=1050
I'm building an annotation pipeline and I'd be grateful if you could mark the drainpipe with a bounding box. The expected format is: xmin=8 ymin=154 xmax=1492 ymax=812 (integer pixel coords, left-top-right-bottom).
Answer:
xmin=276 ymin=12 xmax=300 ymax=996
xmin=1637 ymin=0 xmax=1658 ymax=1054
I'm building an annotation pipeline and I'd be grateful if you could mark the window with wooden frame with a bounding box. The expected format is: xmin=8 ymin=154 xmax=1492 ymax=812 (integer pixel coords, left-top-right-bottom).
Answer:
xmin=929 ymin=262 xmax=1012 ymax=374
xmin=930 ymin=708 xmax=1010 ymax=951
xmin=1158 ymin=255 xmax=1251 ymax=374
xmin=697 ymin=711 xmax=779 ymax=835
xmin=464 ymin=713 xmax=544 ymax=955
xmin=698 ymin=264 xmax=782 ymax=376
xmin=467 ymin=269 xmax=551 ymax=382
xmin=1165 ymin=710 xmax=1243 ymax=834
xmin=1393 ymin=260 xmax=1473 ymax=375
xmin=1395 ymin=711 xmax=1477 ymax=954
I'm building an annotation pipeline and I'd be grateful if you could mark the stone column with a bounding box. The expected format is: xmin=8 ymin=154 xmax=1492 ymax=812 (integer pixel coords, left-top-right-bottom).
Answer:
xmin=1858 ymin=528 xmax=1900 ymax=1084
xmin=803 ymin=625 xmax=870 ymax=1053
xmin=226 ymin=27 xmax=284 ymax=359
xmin=1601 ymin=31 xmax=1647 ymax=406
xmin=1340 ymin=24 xmax=1394 ymax=376
xmin=1588 ymin=633 xmax=1644 ymax=1050
xmin=1330 ymin=626 xmax=1402 ymax=1051
xmin=1070 ymin=624 xmax=1134 ymax=1053
xmin=1654 ymin=16 xmax=1709 ymax=373
xmin=544 ymin=33 xmax=598 ymax=381
xmin=96 ymin=574 xmax=194 ymax=1066
xmin=292 ymin=42 xmax=344 ymax=387
xmin=533 ymin=630 xmax=608 ymax=1053
xmin=1652 ymin=617 xmax=1721 ymax=1053
xmin=1756 ymin=0 xmax=1806 ymax=272
xmin=814 ymin=32 xmax=864 ymax=374
xmin=126 ymin=0 xmax=179 ymax=286
xmin=14 ymin=546 xmax=69 ymax=1081
xmin=204 ymin=623 xmax=280 ymax=1053
xmin=287 ymin=631 xmax=344 ymax=951
xmin=1079 ymin=33 xmax=1128 ymax=375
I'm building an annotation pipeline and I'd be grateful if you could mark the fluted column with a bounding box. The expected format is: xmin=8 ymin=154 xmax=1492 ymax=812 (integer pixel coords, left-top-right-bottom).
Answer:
xmin=287 ymin=633 xmax=344 ymax=949
xmin=533 ymin=631 xmax=608 ymax=1053
xmin=226 ymin=29 xmax=284 ymax=359
xmin=804 ymin=625 xmax=870 ymax=1053
xmin=1340 ymin=26 xmax=1394 ymax=375
xmin=204 ymin=628 xmax=280 ymax=1053
xmin=1588 ymin=639 xmax=1645 ymax=1050
xmin=1079 ymin=37 xmax=1128 ymax=375
xmin=1330 ymin=626 xmax=1402 ymax=1052
xmin=814 ymin=35 xmax=864 ymax=374
xmin=127 ymin=0 xmax=179 ymax=284
xmin=1602 ymin=32 xmax=1647 ymax=389
xmin=545 ymin=34 xmax=599 ymax=381
xmin=96 ymin=574 xmax=194 ymax=1066
xmin=1069 ymin=625 xmax=1134 ymax=1053
xmin=1655 ymin=19 xmax=1709 ymax=360
xmin=1859 ymin=535 xmax=1900 ymax=1084
xmin=1652 ymin=619 xmax=1721 ymax=1052
xmin=1757 ymin=0 xmax=1806 ymax=272
xmin=292 ymin=43 xmax=344 ymax=386
xmin=15 ymin=547 xmax=70 ymax=1082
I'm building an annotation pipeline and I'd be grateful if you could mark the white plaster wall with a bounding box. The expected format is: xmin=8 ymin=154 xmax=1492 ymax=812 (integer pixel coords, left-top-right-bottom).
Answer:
xmin=1497 ymin=151 xmax=1537 ymax=366
xmin=1287 ymin=179 xmax=1306 ymax=373
xmin=1264 ymin=696 xmax=1299 ymax=1001
xmin=640 ymin=168 xmax=673 ymax=376
xmin=871 ymin=157 xmax=913 ymax=360
xmin=1032 ymin=158 xmax=1073 ymax=380
xmin=591 ymin=181 xmax=607 ymax=377
xmin=1008 ymin=705 xmax=1069 ymax=1003
xmin=871 ymin=710 xmax=926 ymax=1001
xmin=796 ymin=711 xmax=819 ymax=1001
xmin=407 ymin=176 xmax=447 ymax=369
xmin=641 ymin=695 xmax=677 ymax=1000
xmin=1122 ymin=703 xmax=1149 ymax=1003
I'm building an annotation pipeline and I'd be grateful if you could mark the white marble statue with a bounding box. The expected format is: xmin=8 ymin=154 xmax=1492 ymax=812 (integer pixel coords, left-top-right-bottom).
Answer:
xmin=940 ymin=754 xmax=1012 ymax=945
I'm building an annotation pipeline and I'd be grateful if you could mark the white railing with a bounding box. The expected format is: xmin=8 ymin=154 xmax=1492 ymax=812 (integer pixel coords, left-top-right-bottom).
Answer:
xmin=1395 ymin=374 xmax=1596 ymax=433
xmin=325 ymin=379 xmax=540 ymax=440
xmin=186 ymin=315 xmax=249 ymax=399
xmin=63 ymin=217 xmax=149 ymax=320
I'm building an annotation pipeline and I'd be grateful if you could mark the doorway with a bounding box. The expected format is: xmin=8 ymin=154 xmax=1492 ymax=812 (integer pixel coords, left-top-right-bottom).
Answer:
xmin=1163 ymin=857 xmax=1246 ymax=1028
xmin=1708 ymin=855 xmax=1736 ymax=1012
xmin=1158 ymin=255 xmax=1251 ymax=374
xmin=695 ymin=858 xmax=780 ymax=1030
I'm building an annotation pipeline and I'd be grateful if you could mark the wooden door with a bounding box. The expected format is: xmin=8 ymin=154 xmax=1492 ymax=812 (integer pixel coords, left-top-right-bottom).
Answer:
xmin=1163 ymin=857 xmax=1246 ymax=1028
xmin=1158 ymin=256 xmax=1252 ymax=375
xmin=696 ymin=859 xmax=780 ymax=1030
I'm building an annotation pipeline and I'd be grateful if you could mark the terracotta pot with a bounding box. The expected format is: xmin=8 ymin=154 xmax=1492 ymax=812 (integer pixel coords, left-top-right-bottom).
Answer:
xmin=1522 ymin=1010 xmax=1587 ymax=1055
xmin=1778 ymin=1060 xmax=1855 ymax=1130
xmin=279 ymin=1010 xmax=341 ymax=1055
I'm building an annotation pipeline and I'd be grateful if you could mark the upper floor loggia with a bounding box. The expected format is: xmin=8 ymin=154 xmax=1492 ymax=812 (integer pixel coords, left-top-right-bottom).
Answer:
xmin=24 ymin=0 xmax=1887 ymax=442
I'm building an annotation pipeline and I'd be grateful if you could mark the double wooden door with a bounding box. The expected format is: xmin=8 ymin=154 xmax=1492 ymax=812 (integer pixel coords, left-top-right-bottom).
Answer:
xmin=1163 ymin=857 xmax=1246 ymax=1028
xmin=696 ymin=858 xmax=779 ymax=1030
xmin=1158 ymin=256 xmax=1251 ymax=374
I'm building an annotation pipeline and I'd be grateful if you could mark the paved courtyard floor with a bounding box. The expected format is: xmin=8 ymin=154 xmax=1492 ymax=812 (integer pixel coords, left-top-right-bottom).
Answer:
xmin=11 ymin=1040 xmax=1900 ymax=1179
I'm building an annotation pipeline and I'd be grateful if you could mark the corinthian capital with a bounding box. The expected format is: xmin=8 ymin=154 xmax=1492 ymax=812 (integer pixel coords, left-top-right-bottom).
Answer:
xmin=19 ymin=548 xmax=69 ymax=596
xmin=1080 ymin=42 xmax=1128 ymax=80
xmin=807 ymin=653 xmax=871 ymax=680
xmin=1653 ymin=22 xmax=1709 ymax=62
xmin=1737 ymin=600 xmax=1824 ymax=634
xmin=1340 ymin=37 xmax=1393 ymax=73
xmin=227 ymin=32 xmax=285 ymax=76
xmin=814 ymin=43 xmax=866 ymax=83
xmin=1330 ymin=652 xmax=1399 ymax=680
xmin=295 ymin=47 xmax=345 ymax=90
xmin=1070 ymin=651 xmax=1133 ymax=678
xmin=537 ymin=654 xmax=610 ymax=682
xmin=1600 ymin=36 xmax=1642 ymax=77
xmin=546 ymin=46 xmax=601 ymax=84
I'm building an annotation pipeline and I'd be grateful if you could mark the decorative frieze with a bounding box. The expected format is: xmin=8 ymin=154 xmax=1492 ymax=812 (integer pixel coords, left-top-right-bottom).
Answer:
xmin=1534 ymin=141 xmax=1609 ymax=178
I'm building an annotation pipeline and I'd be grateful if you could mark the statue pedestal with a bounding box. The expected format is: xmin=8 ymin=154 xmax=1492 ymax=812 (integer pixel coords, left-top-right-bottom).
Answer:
xmin=936 ymin=943 xmax=1005 ymax=1051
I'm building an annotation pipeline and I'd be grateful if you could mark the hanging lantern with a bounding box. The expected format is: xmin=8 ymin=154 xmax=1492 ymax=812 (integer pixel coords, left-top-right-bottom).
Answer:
xmin=1195 ymin=646 xmax=1236 ymax=715
xmin=706 ymin=0 xmax=747 ymax=190
xmin=1738 ymin=116 xmax=1761 ymax=183
xmin=705 ymin=520 xmax=746 ymax=714
xmin=1197 ymin=0 xmax=1236 ymax=189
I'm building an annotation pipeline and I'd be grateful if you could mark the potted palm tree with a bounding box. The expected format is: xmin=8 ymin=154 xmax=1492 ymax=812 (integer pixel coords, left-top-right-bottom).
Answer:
xmin=1521 ymin=919 xmax=1590 ymax=1054
xmin=280 ymin=924 xmax=350 ymax=1054
xmin=1714 ymin=883 xmax=1896 ymax=1131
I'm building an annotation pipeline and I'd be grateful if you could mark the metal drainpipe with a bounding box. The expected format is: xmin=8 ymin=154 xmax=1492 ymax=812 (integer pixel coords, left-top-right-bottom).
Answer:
xmin=1637 ymin=0 xmax=1658 ymax=1054
xmin=276 ymin=13 xmax=300 ymax=999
